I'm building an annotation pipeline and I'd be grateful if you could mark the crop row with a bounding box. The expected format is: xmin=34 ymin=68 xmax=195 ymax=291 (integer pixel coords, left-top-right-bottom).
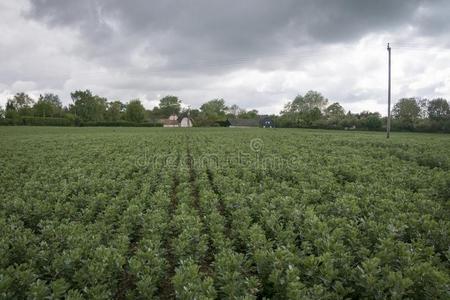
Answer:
xmin=0 ymin=127 xmax=449 ymax=299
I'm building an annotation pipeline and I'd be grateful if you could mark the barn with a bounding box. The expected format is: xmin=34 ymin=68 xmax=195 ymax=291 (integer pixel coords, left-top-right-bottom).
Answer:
xmin=161 ymin=114 xmax=180 ymax=127
xmin=227 ymin=116 xmax=274 ymax=128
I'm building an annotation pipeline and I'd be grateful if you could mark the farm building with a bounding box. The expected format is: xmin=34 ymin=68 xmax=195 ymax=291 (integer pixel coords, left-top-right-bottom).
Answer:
xmin=161 ymin=114 xmax=193 ymax=127
xmin=227 ymin=118 xmax=259 ymax=128
xmin=227 ymin=116 xmax=274 ymax=128
xmin=179 ymin=113 xmax=193 ymax=127
xmin=260 ymin=116 xmax=274 ymax=128
xmin=161 ymin=114 xmax=180 ymax=127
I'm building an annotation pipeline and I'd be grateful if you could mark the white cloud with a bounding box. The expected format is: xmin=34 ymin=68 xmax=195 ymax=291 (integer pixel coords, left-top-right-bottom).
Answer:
xmin=11 ymin=81 xmax=37 ymax=91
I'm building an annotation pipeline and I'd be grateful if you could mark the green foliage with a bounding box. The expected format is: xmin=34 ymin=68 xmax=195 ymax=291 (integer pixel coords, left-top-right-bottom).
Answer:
xmin=0 ymin=116 xmax=73 ymax=126
xmin=33 ymin=93 xmax=63 ymax=118
xmin=22 ymin=116 xmax=73 ymax=126
xmin=105 ymin=100 xmax=125 ymax=121
xmin=238 ymin=109 xmax=259 ymax=119
xmin=79 ymin=120 xmax=163 ymax=127
xmin=214 ymin=249 xmax=259 ymax=299
xmin=325 ymin=102 xmax=345 ymax=119
xmin=365 ymin=114 xmax=383 ymax=130
xmin=158 ymin=95 xmax=182 ymax=117
xmin=70 ymin=90 xmax=107 ymax=122
xmin=393 ymin=98 xmax=422 ymax=129
xmin=125 ymin=99 xmax=146 ymax=123
xmin=0 ymin=118 xmax=164 ymax=127
xmin=0 ymin=118 xmax=16 ymax=125
xmin=128 ymin=239 xmax=165 ymax=296
xmin=281 ymin=91 xmax=328 ymax=126
xmin=0 ymin=126 xmax=449 ymax=299
xmin=428 ymin=98 xmax=450 ymax=121
xmin=6 ymin=93 xmax=35 ymax=117
xmin=2 ymin=90 xmax=449 ymax=132
xmin=276 ymin=92 xmax=449 ymax=132
xmin=200 ymin=98 xmax=228 ymax=122
xmin=173 ymin=259 xmax=216 ymax=300
xmin=283 ymin=91 xmax=328 ymax=114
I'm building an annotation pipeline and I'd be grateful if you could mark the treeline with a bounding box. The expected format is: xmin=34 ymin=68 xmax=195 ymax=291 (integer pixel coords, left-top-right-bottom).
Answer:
xmin=0 ymin=91 xmax=160 ymax=127
xmin=275 ymin=91 xmax=450 ymax=132
xmin=0 ymin=91 xmax=260 ymax=127
xmin=1 ymin=90 xmax=449 ymax=132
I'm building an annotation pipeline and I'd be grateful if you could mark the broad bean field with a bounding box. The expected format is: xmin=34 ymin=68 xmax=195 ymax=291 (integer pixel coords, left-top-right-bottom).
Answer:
xmin=1 ymin=127 xmax=449 ymax=299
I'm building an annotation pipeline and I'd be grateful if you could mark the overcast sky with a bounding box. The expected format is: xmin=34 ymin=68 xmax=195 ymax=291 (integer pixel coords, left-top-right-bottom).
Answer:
xmin=1 ymin=0 xmax=449 ymax=115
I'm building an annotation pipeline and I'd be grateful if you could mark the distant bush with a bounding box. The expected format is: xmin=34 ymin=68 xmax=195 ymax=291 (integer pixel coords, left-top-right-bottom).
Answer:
xmin=22 ymin=117 xmax=73 ymax=126
xmin=141 ymin=122 xmax=163 ymax=127
xmin=364 ymin=115 xmax=383 ymax=130
xmin=0 ymin=118 xmax=15 ymax=126
xmin=0 ymin=117 xmax=73 ymax=126
xmin=416 ymin=119 xmax=450 ymax=133
xmin=0 ymin=117 xmax=162 ymax=127
xmin=391 ymin=118 xmax=450 ymax=133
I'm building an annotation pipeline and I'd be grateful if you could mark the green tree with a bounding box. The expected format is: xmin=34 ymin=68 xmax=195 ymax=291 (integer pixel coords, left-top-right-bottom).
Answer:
xmin=34 ymin=93 xmax=62 ymax=117
xmin=146 ymin=107 xmax=163 ymax=122
xmin=126 ymin=99 xmax=146 ymax=123
xmin=285 ymin=91 xmax=328 ymax=113
xmin=281 ymin=91 xmax=328 ymax=126
xmin=427 ymin=98 xmax=449 ymax=121
xmin=227 ymin=104 xmax=243 ymax=118
xmin=5 ymin=100 xmax=17 ymax=119
xmin=158 ymin=95 xmax=181 ymax=117
xmin=6 ymin=92 xmax=34 ymax=116
xmin=200 ymin=98 xmax=228 ymax=122
xmin=189 ymin=109 xmax=201 ymax=119
xmin=70 ymin=90 xmax=107 ymax=122
xmin=392 ymin=98 xmax=421 ymax=128
xmin=302 ymin=107 xmax=322 ymax=125
xmin=365 ymin=113 xmax=383 ymax=130
xmin=238 ymin=109 xmax=258 ymax=119
xmin=0 ymin=105 xmax=4 ymax=118
xmin=339 ymin=111 xmax=358 ymax=129
xmin=106 ymin=101 xmax=125 ymax=121
xmin=302 ymin=90 xmax=329 ymax=111
xmin=325 ymin=102 xmax=345 ymax=119
xmin=417 ymin=98 xmax=429 ymax=119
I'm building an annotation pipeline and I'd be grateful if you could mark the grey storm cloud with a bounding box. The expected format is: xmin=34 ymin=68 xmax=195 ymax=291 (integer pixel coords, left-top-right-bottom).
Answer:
xmin=26 ymin=0 xmax=436 ymax=73
xmin=0 ymin=0 xmax=449 ymax=114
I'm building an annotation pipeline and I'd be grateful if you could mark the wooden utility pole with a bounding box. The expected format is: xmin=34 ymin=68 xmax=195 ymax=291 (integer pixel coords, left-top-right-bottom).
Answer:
xmin=387 ymin=43 xmax=391 ymax=138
